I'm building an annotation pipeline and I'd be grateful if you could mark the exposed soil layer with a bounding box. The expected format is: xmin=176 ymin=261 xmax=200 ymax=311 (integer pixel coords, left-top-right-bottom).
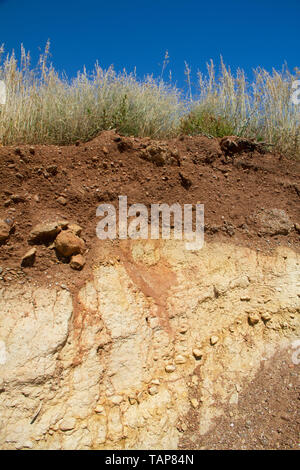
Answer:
xmin=179 ymin=348 xmax=300 ymax=450
xmin=0 ymin=130 xmax=299 ymax=290
xmin=0 ymin=131 xmax=299 ymax=450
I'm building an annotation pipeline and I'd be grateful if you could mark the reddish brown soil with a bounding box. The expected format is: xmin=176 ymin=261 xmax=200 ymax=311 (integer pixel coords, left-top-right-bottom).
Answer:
xmin=179 ymin=348 xmax=300 ymax=450
xmin=0 ymin=130 xmax=299 ymax=290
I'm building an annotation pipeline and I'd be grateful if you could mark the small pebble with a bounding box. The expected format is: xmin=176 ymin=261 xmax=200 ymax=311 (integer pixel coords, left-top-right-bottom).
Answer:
xmin=192 ymin=348 xmax=203 ymax=360
xmin=210 ymin=335 xmax=219 ymax=346
xmin=165 ymin=365 xmax=176 ymax=373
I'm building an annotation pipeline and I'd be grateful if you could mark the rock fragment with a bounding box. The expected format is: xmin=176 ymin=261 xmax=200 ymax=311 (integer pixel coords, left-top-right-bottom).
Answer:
xmin=0 ymin=219 xmax=11 ymax=243
xmin=46 ymin=165 xmax=58 ymax=176
xmin=110 ymin=395 xmax=123 ymax=405
xmin=179 ymin=172 xmax=192 ymax=190
xmin=59 ymin=417 xmax=76 ymax=431
xmin=192 ymin=375 xmax=199 ymax=385
xmin=151 ymin=379 xmax=160 ymax=385
xmin=165 ymin=364 xmax=176 ymax=373
xmin=68 ymin=223 xmax=83 ymax=236
xmin=254 ymin=208 xmax=293 ymax=236
xmin=294 ymin=223 xmax=300 ymax=234
xmin=55 ymin=230 xmax=85 ymax=257
xmin=248 ymin=312 xmax=260 ymax=326
xmin=210 ymin=335 xmax=219 ymax=346
xmin=261 ymin=312 xmax=272 ymax=322
xmin=192 ymin=348 xmax=203 ymax=360
xmin=240 ymin=295 xmax=251 ymax=301
xmin=21 ymin=248 xmax=36 ymax=267
xmin=57 ymin=196 xmax=67 ymax=206
xmin=140 ymin=144 xmax=167 ymax=166
xmin=29 ymin=222 xmax=61 ymax=243
xmin=148 ymin=386 xmax=158 ymax=396
xmin=140 ymin=143 xmax=180 ymax=166
xmin=179 ymin=325 xmax=188 ymax=334
xmin=70 ymin=254 xmax=86 ymax=270
xmin=175 ymin=354 xmax=186 ymax=364
xmin=95 ymin=405 xmax=105 ymax=414
xmin=191 ymin=398 xmax=199 ymax=409
xmin=11 ymin=194 xmax=26 ymax=203
xmin=220 ymin=136 xmax=263 ymax=156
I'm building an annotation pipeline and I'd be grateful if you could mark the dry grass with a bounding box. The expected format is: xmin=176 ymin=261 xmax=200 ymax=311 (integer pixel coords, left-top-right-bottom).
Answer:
xmin=181 ymin=59 xmax=300 ymax=158
xmin=0 ymin=43 xmax=184 ymax=145
xmin=0 ymin=44 xmax=299 ymax=158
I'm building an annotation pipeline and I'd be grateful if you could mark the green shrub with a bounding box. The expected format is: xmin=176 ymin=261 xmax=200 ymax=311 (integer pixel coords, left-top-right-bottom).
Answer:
xmin=180 ymin=108 xmax=235 ymax=137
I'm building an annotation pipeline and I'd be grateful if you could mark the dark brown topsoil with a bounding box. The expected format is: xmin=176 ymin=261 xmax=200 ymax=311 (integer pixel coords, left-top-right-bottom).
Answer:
xmin=0 ymin=130 xmax=299 ymax=291
xmin=179 ymin=348 xmax=300 ymax=450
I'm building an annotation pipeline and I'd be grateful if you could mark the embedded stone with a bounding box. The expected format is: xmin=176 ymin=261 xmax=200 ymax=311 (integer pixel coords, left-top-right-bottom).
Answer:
xmin=59 ymin=417 xmax=76 ymax=431
xmin=148 ymin=386 xmax=158 ymax=396
xmin=165 ymin=364 xmax=176 ymax=373
xmin=55 ymin=230 xmax=85 ymax=257
xmin=175 ymin=354 xmax=186 ymax=364
xmin=0 ymin=220 xmax=11 ymax=243
xmin=210 ymin=336 xmax=219 ymax=345
xmin=70 ymin=254 xmax=86 ymax=270
xmin=248 ymin=313 xmax=260 ymax=326
xmin=192 ymin=348 xmax=203 ymax=360
xmin=261 ymin=312 xmax=272 ymax=322
xmin=191 ymin=398 xmax=199 ymax=409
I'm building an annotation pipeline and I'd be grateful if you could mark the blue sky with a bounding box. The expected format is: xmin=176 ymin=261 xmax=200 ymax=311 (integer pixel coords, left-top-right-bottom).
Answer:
xmin=0 ymin=0 xmax=299 ymax=89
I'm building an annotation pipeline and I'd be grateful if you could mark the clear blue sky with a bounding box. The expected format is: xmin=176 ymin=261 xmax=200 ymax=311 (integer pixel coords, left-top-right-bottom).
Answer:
xmin=0 ymin=0 xmax=299 ymax=89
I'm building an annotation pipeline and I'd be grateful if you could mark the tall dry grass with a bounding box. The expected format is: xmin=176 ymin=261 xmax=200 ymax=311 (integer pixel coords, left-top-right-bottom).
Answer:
xmin=0 ymin=44 xmax=299 ymax=158
xmin=181 ymin=59 xmax=300 ymax=158
xmin=0 ymin=43 xmax=184 ymax=145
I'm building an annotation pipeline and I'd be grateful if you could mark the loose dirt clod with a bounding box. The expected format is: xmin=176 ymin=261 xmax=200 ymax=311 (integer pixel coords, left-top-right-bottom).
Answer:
xmin=179 ymin=172 xmax=192 ymax=189
xmin=220 ymin=136 xmax=267 ymax=156
xmin=254 ymin=208 xmax=293 ymax=236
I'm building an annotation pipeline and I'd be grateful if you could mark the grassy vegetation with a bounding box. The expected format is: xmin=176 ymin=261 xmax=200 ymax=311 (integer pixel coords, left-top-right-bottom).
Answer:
xmin=0 ymin=44 xmax=299 ymax=158
xmin=181 ymin=60 xmax=300 ymax=158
